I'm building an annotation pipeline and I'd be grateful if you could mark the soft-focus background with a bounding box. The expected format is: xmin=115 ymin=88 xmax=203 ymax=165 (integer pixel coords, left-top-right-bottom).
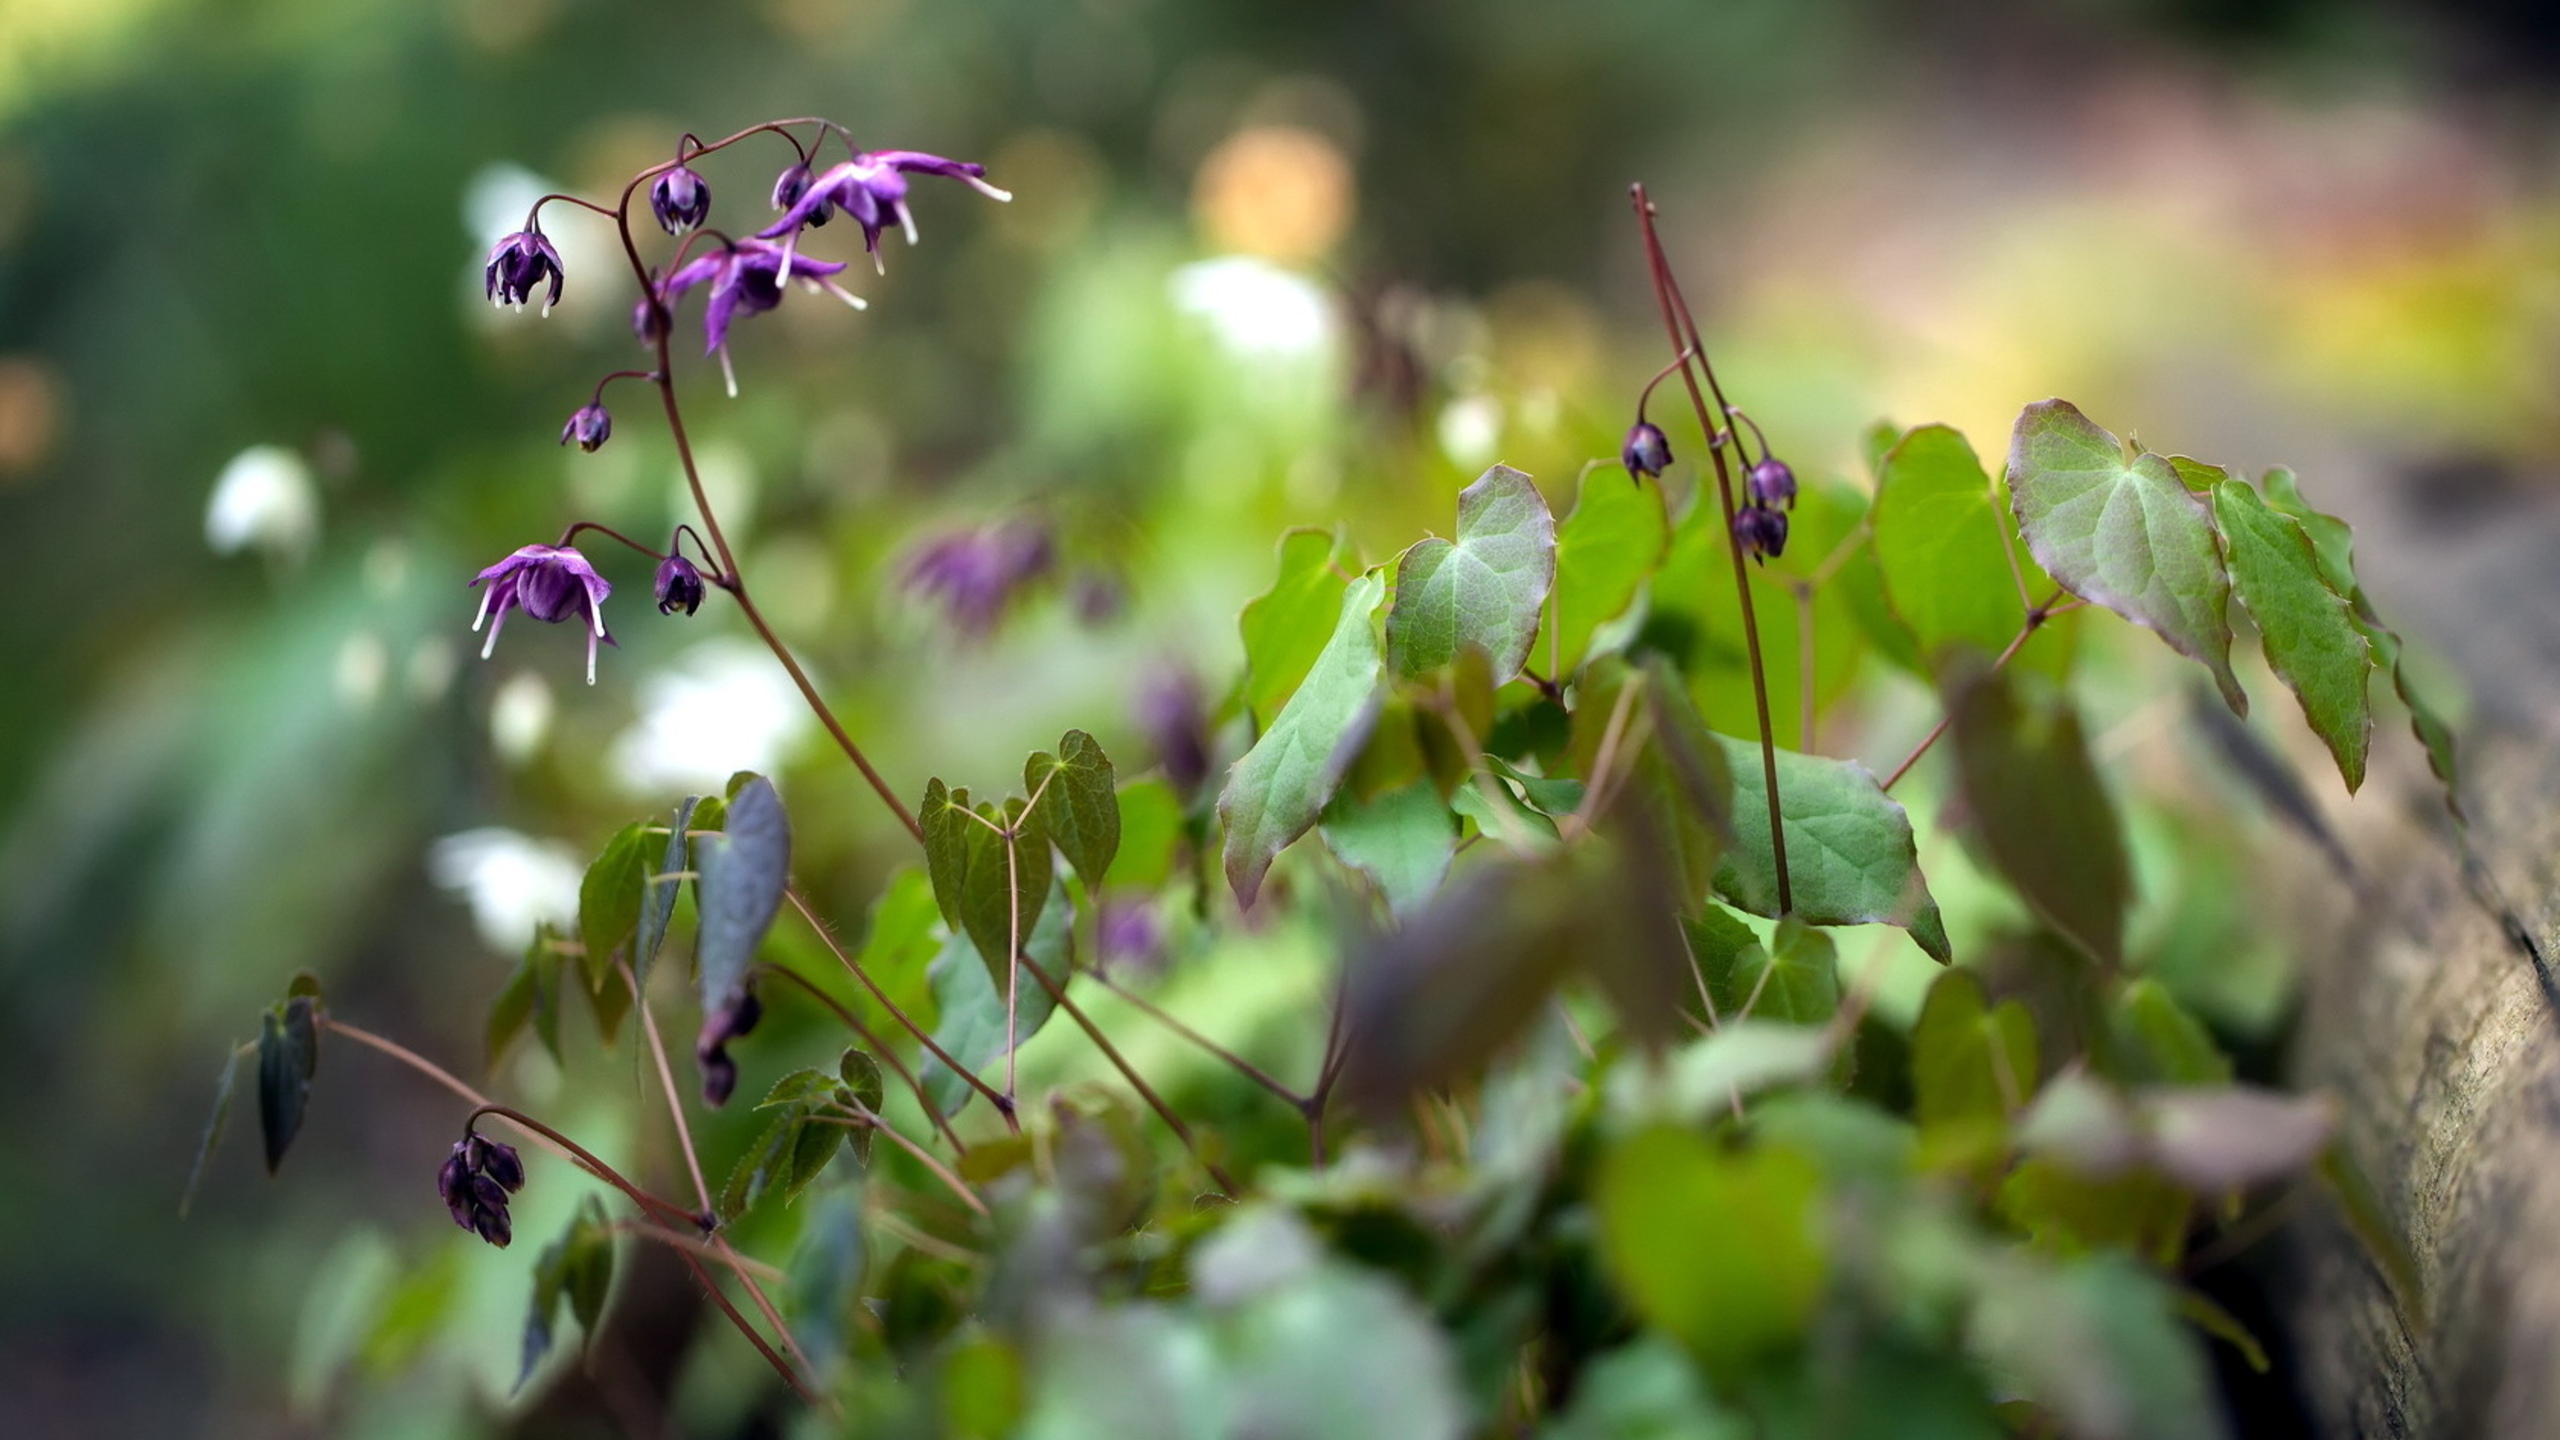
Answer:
xmin=4 ymin=0 xmax=2558 ymax=1435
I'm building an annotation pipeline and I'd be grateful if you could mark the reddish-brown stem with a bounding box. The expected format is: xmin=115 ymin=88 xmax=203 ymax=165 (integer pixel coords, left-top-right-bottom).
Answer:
xmin=834 ymin=1102 xmax=990 ymax=1218
xmin=752 ymin=963 xmax=966 ymax=1153
xmin=1631 ymin=184 xmax=1792 ymax=914
xmin=784 ymin=887 xmax=1018 ymax=1130
xmin=674 ymin=1248 xmax=822 ymax=1407
xmin=1879 ymin=591 xmax=2081 ymax=792
xmin=1017 ymin=956 xmax=1241 ymax=1197
xmin=1090 ymin=971 xmax=1306 ymax=1108
xmin=558 ymin=521 xmax=671 ymax=563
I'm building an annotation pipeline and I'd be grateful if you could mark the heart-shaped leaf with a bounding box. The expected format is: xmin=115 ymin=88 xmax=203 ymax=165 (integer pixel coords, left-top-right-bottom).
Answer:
xmin=1220 ymin=572 xmax=1389 ymax=907
xmin=1025 ymin=730 xmax=1120 ymax=891
xmin=1386 ymin=464 xmax=1557 ymax=683
xmin=1712 ymin=739 xmax=1949 ymax=960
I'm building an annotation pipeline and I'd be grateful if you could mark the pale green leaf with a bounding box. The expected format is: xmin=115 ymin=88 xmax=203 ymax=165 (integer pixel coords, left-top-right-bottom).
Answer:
xmin=1547 ymin=466 xmax=1670 ymax=677
xmin=1874 ymin=425 xmax=2031 ymax=667
xmin=1240 ymin=529 xmax=1350 ymax=725
xmin=1386 ymin=464 xmax=1557 ymax=683
xmin=1219 ymin=572 xmax=1389 ymax=907
xmin=1321 ymin=780 xmax=1456 ymax=916
xmin=2213 ymin=480 xmax=2372 ymax=792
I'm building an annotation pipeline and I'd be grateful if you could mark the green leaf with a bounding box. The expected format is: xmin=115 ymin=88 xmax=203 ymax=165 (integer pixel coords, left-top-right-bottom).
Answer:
xmin=490 ymin=926 xmax=566 ymax=1067
xmin=922 ymin=781 xmax=1054 ymax=991
xmin=1385 ymin=464 xmax=1557 ymax=683
xmin=1943 ymin=665 xmax=2132 ymax=967
xmin=635 ymin=795 xmax=701 ymax=989
xmin=1873 ymin=425 xmax=2032 ymax=668
xmin=1546 ymin=1334 xmax=1751 ymax=1440
xmin=789 ymin=1188 xmax=867 ymax=1378
xmin=2263 ymin=466 xmax=2459 ymax=809
xmin=257 ymin=995 xmax=319 ymax=1176
xmin=576 ymin=821 xmax=649 ymax=995
xmin=1240 ymin=528 xmax=1352 ymax=725
xmin=2213 ymin=480 xmax=2373 ymax=791
xmin=1694 ymin=917 xmax=1840 ymax=1025
xmin=1321 ymin=780 xmax=1457 ymax=916
xmin=1220 ymin=572 xmax=1390 ymax=907
xmin=180 ymin=1042 xmax=246 ymax=1218
xmin=1025 ymin=730 xmax=1120 ymax=890
xmin=1966 ymin=1252 xmax=2228 ymax=1440
xmin=1548 ymin=465 xmax=1670 ymax=677
xmin=839 ymin=1047 xmax=886 ymax=1112
xmin=1712 ymin=738 xmax=1949 ymax=960
xmin=720 ymin=1101 xmax=848 ymax=1222
xmin=1597 ymin=1129 xmax=1827 ymax=1377
xmin=1619 ymin=1020 xmax=1834 ymax=1120
xmin=520 ymin=1196 xmax=615 ymax=1389
xmin=1912 ymin=970 xmax=2038 ymax=1139
xmin=1112 ymin=776 xmax=1184 ymax=890
xmin=695 ymin=777 xmax=791 ymax=1012
xmin=921 ymin=879 xmax=1071 ymax=1116
xmin=2110 ymin=978 xmax=2230 ymax=1087
xmin=2006 ymin=401 xmax=2245 ymax=712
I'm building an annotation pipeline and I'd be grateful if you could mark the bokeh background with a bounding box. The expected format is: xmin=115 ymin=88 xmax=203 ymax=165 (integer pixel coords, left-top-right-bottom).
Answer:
xmin=4 ymin=0 xmax=2558 ymax=1435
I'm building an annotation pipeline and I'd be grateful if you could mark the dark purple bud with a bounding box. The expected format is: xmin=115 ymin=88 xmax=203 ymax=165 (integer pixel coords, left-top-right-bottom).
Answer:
xmin=650 ymin=165 xmax=712 ymax=235
xmin=633 ymin=287 xmax=669 ymax=347
xmin=438 ymin=1148 xmax=474 ymax=1227
xmin=481 ymin=1139 xmax=525 ymax=1192
xmin=727 ymin=990 xmax=763 ymax=1040
xmin=698 ymin=1046 xmax=738 ymax=1109
xmin=470 ymin=544 xmax=615 ymax=685
xmin=1748 ymin=457 xmax=1796 ymax=509
xmin=655 ymin=554 xmax=706 ymax=616
xmin=1733 ymin=503 xmax=1789 ymax=564
xmin=483 ymin=230 xmax=565 ymax=314
xmin=472 ymin=1201 xmax=513 ymax=1249
xmin=771 ymin=163 xmax=828 ymax=227
xmin=559 ymin=402 xmax=612 ymax=453
xmin=1622 ymin=422 xmax=1672 ymax=479
xmin=461 ymin=1134 xmax=489 ymax=1171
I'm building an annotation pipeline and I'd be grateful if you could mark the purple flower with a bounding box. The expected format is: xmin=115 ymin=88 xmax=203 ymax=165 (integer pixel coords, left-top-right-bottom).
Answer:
xmin=438 ymin=1136 xmax=521 ymax=1248
xmin=559 ymin=402 xmax=611 ymax=452
xmin=901 ymin=521 xmax=1055 ymax=638
xmin=484 ymin=230 xmax=564 ymax=314
xmin=1137 ymin=666 xmax=1211 ymax=796
xmin=1732 ymin=503 xmax=1789 ymax=564
xmin=650 ymin=165 xmax=712 ymax=235
xmin=770 ymin=162 xmax=826 ymax=227
xmin=1622 ymin=422 xmax=1671 ymax=479
xmin=655 ymin=554 xmax=706 ymax=616
xmin=758 ymin=149 xmax=1011 ymax=272
xmin=470 ymin=544 xmax=614 ymax=685
xmin=1747 ymin=457 xmax=1796 ymax=509
xmin=659 ymin=238 xmax=864 ymax=392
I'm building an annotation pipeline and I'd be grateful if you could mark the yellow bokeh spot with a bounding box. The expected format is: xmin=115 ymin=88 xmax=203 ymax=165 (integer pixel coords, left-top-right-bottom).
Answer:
xmin=1192 ymin=125 xmax=1353 ymax=265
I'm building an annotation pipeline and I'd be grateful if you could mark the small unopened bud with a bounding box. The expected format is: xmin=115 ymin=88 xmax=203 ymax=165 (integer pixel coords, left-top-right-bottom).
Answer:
xmin=654 ymin=554 xmax=706 ymax=616
xmin=480 ymin=1139 xmax=525 ymax=1192
xmin=559 ymin=402 xmax=612 ymax=453
xmin=437 ymin=1148 xmax=473 ymax=1226
xmin=650 ymin=165 xmax=712 ymax=236
xmin=1733 ymin=504 xmax=1789 ymax=564
xmin=633 ymin=291 xmax=668 ymax=347
xmin=771 ymin=163 xmax=828 ymax=227
xmin=1747 ymin=457 xmax=1797 ymax=509
xmin=1622 ymin=421 xmax=1672 ymax=479
xmin=699 ymin=1047 xmax=738 ymax=1109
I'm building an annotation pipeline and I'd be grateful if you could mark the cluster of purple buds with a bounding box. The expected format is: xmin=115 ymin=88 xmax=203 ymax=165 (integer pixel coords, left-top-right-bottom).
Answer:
xmin=1748 ymin=457 xmax=1797 ymax=509
xmin=655 ymin=554 xmax=706 ymax=615
xmin=650 ymin=164 xmax=711 ymax=235
xmin=471 ymin=544 xmax=614 ymax=684
xmin=559 ymin=402 xmax=611 ymax=452
xmin=485 ymin=231 xmax=565 ymax=314
xmin=1731 ymin=455 xmax=1796 ymax=564
xmin=695 ymin=988 xmax=764 ymax=1108
xmin=1621 ymin=421 xmax=1672 ymax=480
xmin=901 ymin=520 xmax=1056 ymax=638
xmin=438 ymin=1133 xmax=526 ymax=1248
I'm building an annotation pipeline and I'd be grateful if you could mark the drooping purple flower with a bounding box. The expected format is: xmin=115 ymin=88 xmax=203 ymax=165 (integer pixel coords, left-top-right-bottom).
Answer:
xmin=1732 ymin=503 xmax=1789 ymax=564
xmin=770 ymin=162 xmax=826 ymax=227
xmin=650 ymin=165 xmax=712 ymax=235
xmin=559 ymin=402 xmax=611 ymax=452
xmin=1748 ymin=457 xmax=1797 ymax=510
xmin=470 ymin=544 xmax=615 ymax=685
xmin=758 ymin=149 xmax=1011 ymax=272
xmin=484 ymin=230 xmax=565 ymax=314
xmin=900 ymin=521 xmax=1055 ymax=639
xmin=439 ymin=1135 xmax=522 ymax=1248
xmin=655 ymin=554 xmax=706 ymax=616
xmin=1622 ymin=421 xmax=1671 ymax=479
xmin=659 ymin=237 xmax=864 ymax=392
xmin=1136 ymin=665 xmax=1211 ymax=796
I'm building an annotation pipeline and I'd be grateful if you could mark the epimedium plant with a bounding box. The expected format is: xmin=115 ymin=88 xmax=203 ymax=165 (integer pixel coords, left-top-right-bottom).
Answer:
xmin=182 ymin=124 xmax=2453 ymax=1439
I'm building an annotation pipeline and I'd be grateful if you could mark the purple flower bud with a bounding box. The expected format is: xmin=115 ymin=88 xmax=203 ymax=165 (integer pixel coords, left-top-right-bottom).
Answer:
xmin=483 ymin=230 xmax=565 ymax=314
xmin=481 ymin=1139 xmax=525 ymax=1193
xmin=698 ymin=1046 xmax=738 ymax=1109
xmin=1622 ymin=422 xmax=1672 ymax=479
xmin=1136 ymin=666 xmax=1210 ymax=796
xmin=1748 ymin=457 xmax=1797 ymax=509
xmin=472 ymin=1202 xmax=512 ymax=1249
xmin=470 ymin=544 xmax=615 ymax=685
xmin=771 ymin=163 xmax=828 ymax=227
xmin=650 ymin=165 xmax=712 ymax=235
xmin=900 ymin=521 xmax=1055 ymax=639
xmin=633 ymin=282 xmax=669 ymax=347
xmin=655 ymin=554 xmax=706 ymax=616
xmin=1732 ymin=503 xmax=1789 ymax=564
xmin=437 ymin=1147 xmax=474 ymax=1226
xmin=559 ymin=402 xmax=611 ymax=452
